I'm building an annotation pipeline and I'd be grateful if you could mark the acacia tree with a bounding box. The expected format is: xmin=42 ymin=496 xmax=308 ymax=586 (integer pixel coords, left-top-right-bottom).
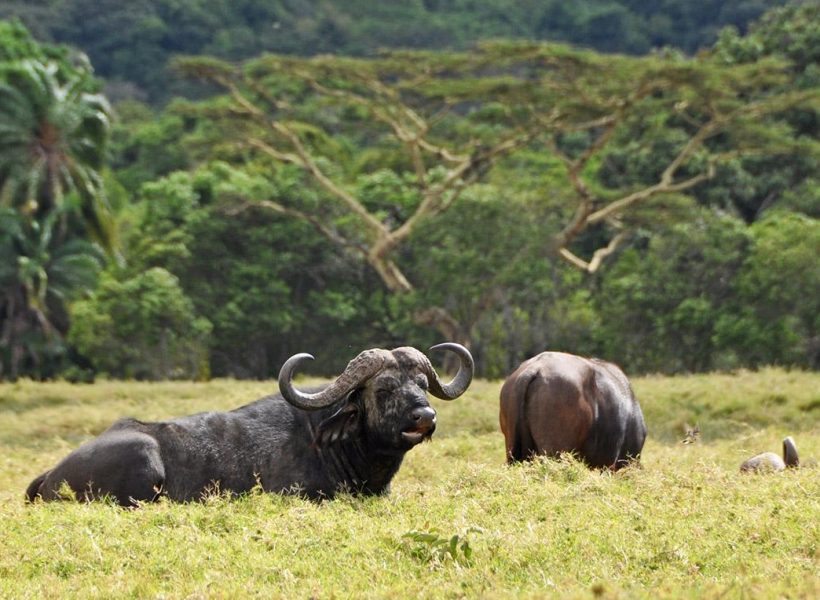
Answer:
xmin=480 ymin=42 xmax=817 ymax=273
xmin=175 ymin=49 xmax=540 ymax=342
xmin=175 ymin=40 xmax=815 ymax=345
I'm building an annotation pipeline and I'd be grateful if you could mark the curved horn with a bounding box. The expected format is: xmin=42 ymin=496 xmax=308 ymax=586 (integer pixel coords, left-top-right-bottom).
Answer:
xmin=783 ymin=436 xmax=799 ymax=468
xmin=424 ymin=342 xmax=474 ymax=400
xmin=278 ymin=349 xmax=388 ymax=411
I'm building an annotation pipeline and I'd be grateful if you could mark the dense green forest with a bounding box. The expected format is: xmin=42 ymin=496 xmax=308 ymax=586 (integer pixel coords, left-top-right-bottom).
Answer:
xmin=1 ymin=0 xmax=789 ymax=102
xmin=0 ymin=2 xmax=818 ymax=380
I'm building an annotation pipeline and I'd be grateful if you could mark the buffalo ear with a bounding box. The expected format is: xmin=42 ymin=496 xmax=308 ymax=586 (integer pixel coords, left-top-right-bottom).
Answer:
xmin=313 ymin=400 xmax=362 ymax=447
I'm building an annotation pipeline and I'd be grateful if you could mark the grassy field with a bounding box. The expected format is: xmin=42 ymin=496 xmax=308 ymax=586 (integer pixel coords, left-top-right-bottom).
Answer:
xmin=1 ymin=369 xmax=818 ymax=599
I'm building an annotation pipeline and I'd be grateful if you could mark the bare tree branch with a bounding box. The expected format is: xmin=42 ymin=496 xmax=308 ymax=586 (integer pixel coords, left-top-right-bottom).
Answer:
xmin=558 ymin=231 xmax=629 ymax=273
xmin=552 ymin=115 xmax=725 ymax=272
xmin=224 ymin=198 xmax=362 ymax=255
xmin=371 ymin=130 xmax=535 ymax=260
xmin=247 ymin=133 xmax=387 ymax=238
xmin=587 ymin=153 xmax=718 ymax=225
xmin=413 ymin=307 xmax=464 ymax=344
xmin=226 ymin=197 xmax=413 ymax=292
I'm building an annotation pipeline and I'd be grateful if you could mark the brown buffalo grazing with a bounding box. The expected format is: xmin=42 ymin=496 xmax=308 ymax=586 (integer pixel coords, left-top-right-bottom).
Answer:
xmin=499 ymin=352 xmax=646 ymax=469
xmin=740 ymin=436 xmax=799 ymax=473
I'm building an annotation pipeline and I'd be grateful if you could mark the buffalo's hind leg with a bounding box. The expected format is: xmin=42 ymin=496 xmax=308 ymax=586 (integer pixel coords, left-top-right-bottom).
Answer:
xmin=34 ymin=431 xmax=165 ymax=507
xmin=615 ymin=411 xmax=647 ymax=470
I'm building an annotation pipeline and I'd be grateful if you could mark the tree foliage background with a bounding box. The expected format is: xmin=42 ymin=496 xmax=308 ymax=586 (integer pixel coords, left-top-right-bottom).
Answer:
xmin=0 ymin=0 xmax=791 ymax=103
xmin=0 ymin=2 xmax=817 ymax=380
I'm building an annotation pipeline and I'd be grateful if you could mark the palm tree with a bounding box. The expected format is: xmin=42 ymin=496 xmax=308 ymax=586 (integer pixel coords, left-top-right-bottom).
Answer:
xmin=0 ymin=206 xmax=103 ymax=378
xmin=0 ymin=58 xmax=114 ymax=250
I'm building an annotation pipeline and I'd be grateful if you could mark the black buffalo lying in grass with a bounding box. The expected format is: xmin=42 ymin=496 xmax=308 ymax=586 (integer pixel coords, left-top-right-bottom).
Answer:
xmin=26 ymin=344 xmax=473 ymax=506
xmin=499 ymin=352 xmax=646 ymax=470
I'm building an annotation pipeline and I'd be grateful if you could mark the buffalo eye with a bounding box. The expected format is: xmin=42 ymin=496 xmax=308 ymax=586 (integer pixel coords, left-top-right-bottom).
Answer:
xmin=374 ymin=375 xmax=400 ymax=402
xmin=416 ymin=375 xmax=429 ymax=391
xmin=376 ymin=386 xmax=396 ymax=402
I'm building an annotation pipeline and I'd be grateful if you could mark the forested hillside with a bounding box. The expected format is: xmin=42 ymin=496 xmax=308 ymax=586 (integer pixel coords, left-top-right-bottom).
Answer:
xmin=1 ymin=0 xmax=788 ymax=102
xmin=0 ymin=3 xmax=817 ymax=381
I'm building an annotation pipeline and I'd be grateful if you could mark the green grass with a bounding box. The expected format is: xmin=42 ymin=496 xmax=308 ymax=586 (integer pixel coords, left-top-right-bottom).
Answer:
xmin=1 ymin=370 xmax=818 ymax=599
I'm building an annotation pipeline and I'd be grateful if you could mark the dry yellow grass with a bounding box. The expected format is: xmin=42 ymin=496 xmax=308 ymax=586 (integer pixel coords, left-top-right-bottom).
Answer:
xmin=1 ymin=371 xmax=818 ymax=598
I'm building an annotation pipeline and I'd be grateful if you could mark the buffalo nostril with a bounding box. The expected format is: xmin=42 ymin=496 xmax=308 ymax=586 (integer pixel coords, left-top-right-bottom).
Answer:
xmin=411 ymin=407 xmax=436 ymax=427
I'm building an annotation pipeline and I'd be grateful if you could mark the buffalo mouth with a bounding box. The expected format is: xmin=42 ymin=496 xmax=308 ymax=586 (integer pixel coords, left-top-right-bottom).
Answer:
xmin=401 ymin=423 xmax=436 ymax=444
